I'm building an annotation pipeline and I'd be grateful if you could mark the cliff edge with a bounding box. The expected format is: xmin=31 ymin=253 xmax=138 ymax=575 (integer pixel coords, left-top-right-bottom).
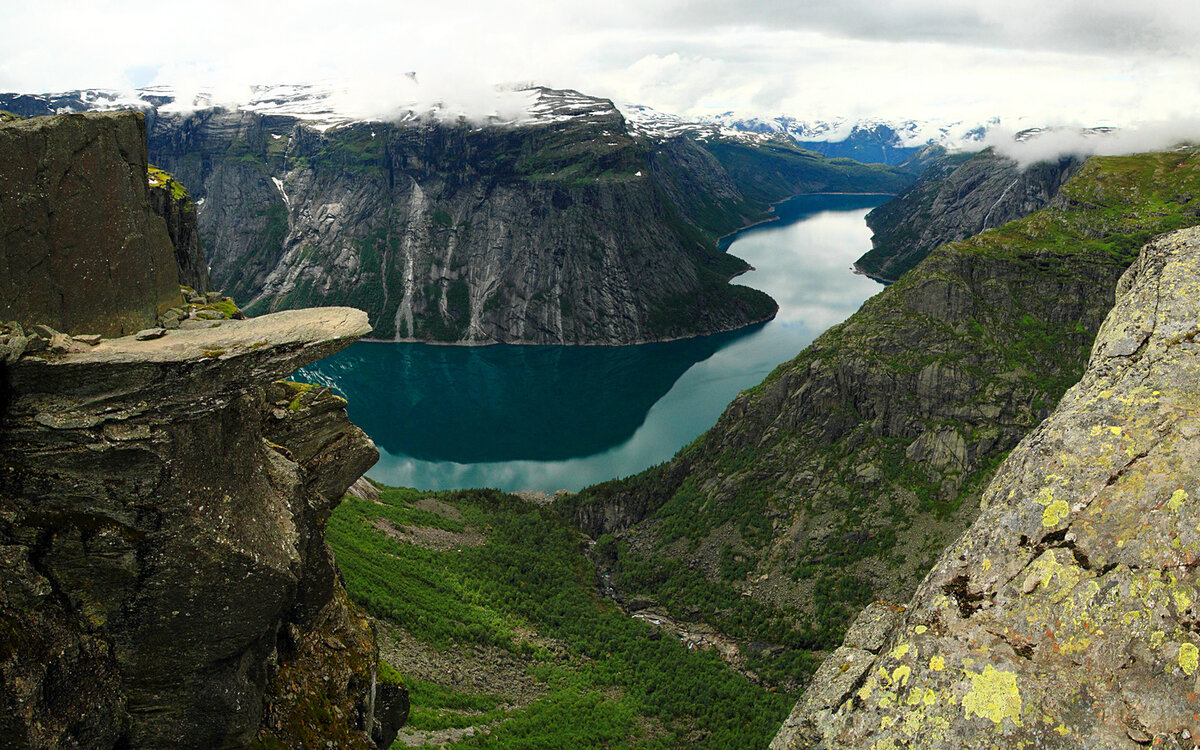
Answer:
xmin=774 ymin=226 xmax=1200 ymax=748
xmin=0 ymin=112 xmax=402 ymax=748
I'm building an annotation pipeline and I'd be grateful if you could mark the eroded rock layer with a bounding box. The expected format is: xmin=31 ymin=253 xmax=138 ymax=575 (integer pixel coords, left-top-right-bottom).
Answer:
xmin=775 ymin=226 xmax=1200 ymax=749
xmin=0 ymin=309 xmax=400 ymax=748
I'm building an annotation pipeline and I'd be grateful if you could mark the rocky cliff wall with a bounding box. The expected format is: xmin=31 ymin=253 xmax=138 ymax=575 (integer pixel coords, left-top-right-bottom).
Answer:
xmin=147 ymin=164 xmax=211 ymax=293
xmin=0 ymin=112 xmax=182 ymax=336
xmin=0 ymin=111 xmax=401 ymax=749
xmin=856 ymin=149 xmax=1083 ymax=282
xmin=0 ymin=309 xmax=399 ymax=748
xmin=143 ymin=104 xmax=787 ymax=344
xmin=0 ymin=87 xmax=916 ymax=344
xmin=773 ymin=225 xmax=1200 ymax=749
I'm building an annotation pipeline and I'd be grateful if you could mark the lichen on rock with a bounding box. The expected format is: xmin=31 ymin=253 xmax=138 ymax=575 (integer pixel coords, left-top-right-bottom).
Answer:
xmin=774 ymin=226 xmax=1200 ymax=748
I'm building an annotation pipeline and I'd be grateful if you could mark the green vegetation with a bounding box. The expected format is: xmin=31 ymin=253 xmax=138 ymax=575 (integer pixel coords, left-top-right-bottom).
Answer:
xmin=329 ymin=487 xmax=793 ymax=748
xmin=513 ymin=121 xmax=647 ymax=184
xmin=147 ymin=164 xmax=190 ymax=201
xmin=565 ymin=147 xmax=1200 ymax=692
xmin=316 ymin=124 xmax=387 ymax=173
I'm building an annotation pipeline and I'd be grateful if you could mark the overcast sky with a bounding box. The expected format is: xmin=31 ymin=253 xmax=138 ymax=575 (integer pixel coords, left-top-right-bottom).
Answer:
xmin=2 ymin=0 xmax=1199 ymax=126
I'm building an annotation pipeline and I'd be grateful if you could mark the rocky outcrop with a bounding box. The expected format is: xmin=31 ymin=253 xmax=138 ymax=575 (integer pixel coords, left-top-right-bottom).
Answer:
xmin=856 ymin=149 xmax=1084 ymax=282
xmin=147 ymin=165 xmax=211 ymax=292
xmin=0 ymin=111 xmax=182 ymax=336
xmin=775 ymin=226 xmax=1200 ymax=749
xmin=0 ymin=110 xmax=401 ymax=748
xmin=0 ymin=309 xmax=400 ymax=748
xmin=564 ymin=148 xmax=1200 ymax=689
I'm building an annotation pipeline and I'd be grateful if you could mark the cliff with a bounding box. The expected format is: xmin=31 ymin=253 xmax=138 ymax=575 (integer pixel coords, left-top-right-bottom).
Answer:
xmin=1 ymin=86 xmax=910 ymax=344
xmin=773 ymin=226 xmax=1200 ymax=749
xmin=0 ymin=112 xmax=402 ymax=748
xmin=147 ymin=164 xmax=211 ymax=292
xmin=562 ymin=149 xmax=1200 ymax=688
xmin=0 ymin=111 xmax=182 ymax=336
xmin=855 ymin=149 xmax=1084 ymax=282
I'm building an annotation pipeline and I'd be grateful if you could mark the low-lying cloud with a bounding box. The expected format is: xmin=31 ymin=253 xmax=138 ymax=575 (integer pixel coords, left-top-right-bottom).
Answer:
xmin=984 ymin=120 xmax=1200 ymax=167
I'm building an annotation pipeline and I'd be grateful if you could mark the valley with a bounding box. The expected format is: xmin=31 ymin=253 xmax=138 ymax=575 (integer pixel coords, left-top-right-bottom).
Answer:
xmin=3 ymin=56 xmax=1200 ymax=749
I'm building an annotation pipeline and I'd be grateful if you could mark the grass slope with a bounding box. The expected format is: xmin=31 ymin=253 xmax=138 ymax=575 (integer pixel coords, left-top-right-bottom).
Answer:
xmin=329 ymin=487 xmax=792 ymax=749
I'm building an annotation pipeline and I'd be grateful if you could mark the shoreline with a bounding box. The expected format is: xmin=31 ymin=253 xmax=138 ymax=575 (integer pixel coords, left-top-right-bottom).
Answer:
xmin=716 ymin=190 xmax=896 ymax=246
xmin=359 ymin=310 xmax=777 ymax=347
xmin=850 ymin=261 xmax=896 ymax=285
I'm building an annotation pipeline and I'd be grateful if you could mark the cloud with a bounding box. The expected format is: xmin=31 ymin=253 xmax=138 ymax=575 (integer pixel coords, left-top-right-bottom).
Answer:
xmin=1 ymin=0 xmax=1199 ymax=129
xmin=985 ymin=120 xmax=1200 ymax=167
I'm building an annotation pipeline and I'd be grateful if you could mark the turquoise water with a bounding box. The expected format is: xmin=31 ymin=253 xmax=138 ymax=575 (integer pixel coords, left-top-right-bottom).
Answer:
xmin=296 ymin=193 xmax=887 ymax=492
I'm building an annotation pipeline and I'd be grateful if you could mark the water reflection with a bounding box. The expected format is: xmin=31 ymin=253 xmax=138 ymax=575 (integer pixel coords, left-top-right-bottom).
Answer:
xmin=295 ymin=193 xmax=887 ymax=492
xmin=298 ymin=324 xmax=760 ymax=463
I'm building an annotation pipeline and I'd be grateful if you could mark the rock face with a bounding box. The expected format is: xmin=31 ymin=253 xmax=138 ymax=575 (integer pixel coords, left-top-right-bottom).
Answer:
xmin=147 ymin=164 xmax=211 ymax=292
xmin=0 ymin=111 xmax=182 ymax=336
xmin=0 ymin=309 xmax=397 ymax=748
xmin=0 ymin=109 xmax=400 ymax=749
xmin=775 ymin=226 xmax=1200 ymax=749
xmin=0 ymin=86 xmax=911 ymax=344
xmin=856 ymin=149 xmax=1084 ymax=281
xmin=150 ymin=91 xmax=789 ymax=343
xmin=563 ymin=148 xmax=1200 ymax=690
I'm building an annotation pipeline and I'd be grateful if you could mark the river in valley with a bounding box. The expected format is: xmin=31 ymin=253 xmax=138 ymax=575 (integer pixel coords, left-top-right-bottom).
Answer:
xmin=296 ymin=193 xmax=888 ymax=492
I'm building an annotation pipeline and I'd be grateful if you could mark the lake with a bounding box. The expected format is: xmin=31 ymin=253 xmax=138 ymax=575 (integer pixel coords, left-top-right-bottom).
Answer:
xmin=295 ymin=193 xmax=887 ymax=492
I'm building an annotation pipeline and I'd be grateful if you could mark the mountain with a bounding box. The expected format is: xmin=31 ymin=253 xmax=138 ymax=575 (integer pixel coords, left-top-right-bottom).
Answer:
xmin=775 ymin=225 xmax=1200 ymax=748
xmin=690 ymin=112 xmax=993 ymax=166
xmin=856 ymin=148 xmax=1086 ymax=281
xmin=0 ymin=85 xmax=911 ymax=345
xmin=561 ymin=147 xmax=1200 ymax=697
xmin=0 ymin=111 xmax=403 ymax=748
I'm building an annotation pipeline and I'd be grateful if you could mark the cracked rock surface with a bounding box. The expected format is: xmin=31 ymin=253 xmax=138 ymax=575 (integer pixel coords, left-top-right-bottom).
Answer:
xmin=775 ymin=226 xmax=1200 ymax=749
xmin=0 ymin=308 xmax=396 ymax=748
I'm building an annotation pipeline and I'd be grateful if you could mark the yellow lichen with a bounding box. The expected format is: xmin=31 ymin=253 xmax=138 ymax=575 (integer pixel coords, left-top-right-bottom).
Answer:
xmin=902 ymin=711 xmax=923 ymax=735
xmin=1042 ymin=499 xmax=1070 ymax=527
xmin=915 ymin=625 xmax=928 ymax=634
xmin=962 ymin=665 xmax=1022 ymax=725
xmin=1169 ymin=489 xmax=1189 ymax=511
xmin=892 ymin=665 xmax=912 ymax=687
xmin=1151 ymin=630 xmax=1166 ymax=649
xmin=923 ymin=688 xmax=937 ymax=706
xmin=890 ymin=643 xmax=911 ymax=659
xmin=930 ymin=655 xmax=946 ymax=671
xmin=1054 ymin=724 xmax=1070 ymax=736
xmin=982 ymin=558 xmax=992 ymax=572
xmin=1180 ymin=642 xmax=1199 ymax=675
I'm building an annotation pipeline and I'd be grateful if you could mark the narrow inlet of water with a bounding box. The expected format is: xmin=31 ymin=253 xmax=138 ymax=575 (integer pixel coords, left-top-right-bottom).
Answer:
xmin=296 ymin=193 xmax=887 ymax=492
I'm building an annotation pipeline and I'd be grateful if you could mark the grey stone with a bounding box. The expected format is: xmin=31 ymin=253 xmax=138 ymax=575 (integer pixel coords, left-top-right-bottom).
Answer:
xmin=134 ymin=327 xmax=167 ymax=341
xmin=842 ymin=601 xmax=905 ymax=653
xmin=71 ymin=334 xmax=102 ymax=346
xmin=775 ymin=226 xmax=1200 ymax=749
xmin=1 ymin=306 xmax=389 ymax=747
xmin=0 ymin=112 xmax=181 ymax=336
